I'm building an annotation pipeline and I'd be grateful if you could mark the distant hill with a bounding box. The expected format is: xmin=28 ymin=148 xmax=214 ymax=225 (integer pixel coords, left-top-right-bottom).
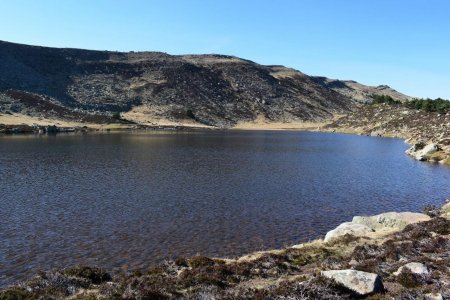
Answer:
xmin=0 ymin=40 xmax=411 ymax=127
xmin=312 ymin=77 xmax=412 ymax=104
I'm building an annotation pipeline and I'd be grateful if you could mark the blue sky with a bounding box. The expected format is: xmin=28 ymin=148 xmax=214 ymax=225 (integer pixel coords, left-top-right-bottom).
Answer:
xmin=1 ymin=0 xmax=449 ymax=98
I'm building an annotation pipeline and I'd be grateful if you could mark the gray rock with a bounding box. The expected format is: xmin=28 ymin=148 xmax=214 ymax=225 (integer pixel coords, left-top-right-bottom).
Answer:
xmin=324 ymin=222 xmax=374 ymax=242
xmin=394 ymin=262 xmax=429 ymax=276
xmin=322 ymin=269 xmax=384 ymax=295
xmin=370 ymin=131 xmax=382 ymax=137
xmin=325 ymin=211 xmax=431 ymax=242
xmin=352 ymin=212 xmax=430 ymax=231
xmin=441 ymin=201 xmax=450 ymax=219
xmin=424 ymin=293 xmax=444 ymax=300
xmin=406 ymin=143 xmax=439 ymax=161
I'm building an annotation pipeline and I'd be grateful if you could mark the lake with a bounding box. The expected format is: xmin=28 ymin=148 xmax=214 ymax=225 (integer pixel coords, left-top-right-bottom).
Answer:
xmin=1 ymin=130 xmax=449 ymax=285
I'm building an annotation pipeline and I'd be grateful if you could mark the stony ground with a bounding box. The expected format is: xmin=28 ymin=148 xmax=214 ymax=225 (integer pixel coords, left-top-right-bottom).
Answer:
xmin=1 ymin=204 xmax=449 ymax=300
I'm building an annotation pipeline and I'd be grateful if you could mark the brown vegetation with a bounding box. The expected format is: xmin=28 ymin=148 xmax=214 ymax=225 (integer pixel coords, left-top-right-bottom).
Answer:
xmin=1 ymin=216 xmax=448 ymax=299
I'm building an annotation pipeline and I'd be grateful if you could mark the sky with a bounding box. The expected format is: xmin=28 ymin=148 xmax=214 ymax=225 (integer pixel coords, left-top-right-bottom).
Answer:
xmin=1 ymin=0 xmax=449 ymax=99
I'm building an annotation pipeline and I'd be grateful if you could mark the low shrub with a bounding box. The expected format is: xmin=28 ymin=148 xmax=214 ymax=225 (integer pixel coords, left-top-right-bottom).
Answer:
xmin=111 ymin=112 xmax=121 ymax=119
xmin=422 ymin=204 xmax=441 ymax=217
xmin=0 ymin=287 xmax=34 ymax=300
xmin=63 ymin=266 xmax=111 ymax=284
xmin=372 ymin=95 xmax=401 ymax=105
xmin=370 ymin=94 xmax=450 ymax=113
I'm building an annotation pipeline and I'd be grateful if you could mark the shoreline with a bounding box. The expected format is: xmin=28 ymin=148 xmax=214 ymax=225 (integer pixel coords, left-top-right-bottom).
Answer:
xmin=1 ymin=115 xmax=449 ymax=298
xmin=1 ymin=202 xmax=448 ymax=298
xmin=2 ymin=115 xmax=449 ymax=165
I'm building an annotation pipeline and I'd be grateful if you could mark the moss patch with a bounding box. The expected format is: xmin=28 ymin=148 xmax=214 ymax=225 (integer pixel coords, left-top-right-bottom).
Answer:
xmin=0 ymin=287 xmax=35 ymax=300
xmin=290 ymin=246 xmax=334 ymax=266
xmin=63 ymin=266 xmax=111 ymax=284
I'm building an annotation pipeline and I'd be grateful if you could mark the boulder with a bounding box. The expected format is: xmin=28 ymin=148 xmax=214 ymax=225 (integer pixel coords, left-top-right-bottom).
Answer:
xmin=325 ymin=211 xmax=431 ymax=242
xmin=406 ymin=143 xmax=439 ymax=161
xmin=441 ymin=201 xmax=450 ymax=219
xmin=352 ymin=212 xmax=430 ymax=231
xmin=370 ymin=131 xmax=382 ymax=137
xmin=406 ymin=141 xmax=426 ymax=152
xmin=394 ymin=262 xmax=429 ymax=276
xmin=324 ymin=222 xmax=374 ymax=242
xmin=425 ymin=293 xmax=444 ymax=300
xmin=322 ymin=269 xmax=384 ymax=296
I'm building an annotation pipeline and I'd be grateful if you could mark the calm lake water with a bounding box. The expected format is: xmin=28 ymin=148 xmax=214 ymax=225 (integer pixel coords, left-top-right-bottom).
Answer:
xmin=1 ymin=130 xmax=449 ymax=285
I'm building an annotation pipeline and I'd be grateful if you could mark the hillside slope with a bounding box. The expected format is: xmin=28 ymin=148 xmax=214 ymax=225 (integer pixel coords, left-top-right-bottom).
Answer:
xmin=312 ymin=77 xmax=412 ymax=104
xmin=0 ymin=41 xmax=413 ymax=128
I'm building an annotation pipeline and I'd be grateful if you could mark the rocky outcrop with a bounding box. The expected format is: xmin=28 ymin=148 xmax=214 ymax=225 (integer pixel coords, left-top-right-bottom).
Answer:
xmin=393 ymin=262 xmax=429 ymax=276
xmin=321 ymin=269 xmax=384 ymax=295
xmin=324 ymin=211 xmax=430 ymax=241
xmin=324 ymin=222 xmax=374 ymax=242
xmin=405 ymin=141 xmax=449 ymax=164
xmin=352 ymin=212 xmax=431 ymax=231
xmin=406 ymin=143 xmax=439 ymax=161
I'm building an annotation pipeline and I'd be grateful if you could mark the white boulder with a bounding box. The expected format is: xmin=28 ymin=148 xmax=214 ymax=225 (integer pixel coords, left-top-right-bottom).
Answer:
xmin=324 ymin=211 xmax=430 ymax=242
xmin=394 ymin=262 xmax=429 ymax=276
xmin=406 ymin=143 xmax=438 ymax=161
xmin=324 ymin=222 xmax=374 ymax=242
xmin=322 ymin=269 xmax=384 ymax=296
xmin=441 ymin=201 xmax=450 ymax=219
xmin=352 ymin=212 xmax=430 ymax=231
xmin=425 ymin=293 xmax=444 ymax=300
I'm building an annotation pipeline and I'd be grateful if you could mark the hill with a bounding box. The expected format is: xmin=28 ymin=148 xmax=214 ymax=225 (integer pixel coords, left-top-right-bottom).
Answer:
xmin=0 ymin=40 xmax=409 ymax=128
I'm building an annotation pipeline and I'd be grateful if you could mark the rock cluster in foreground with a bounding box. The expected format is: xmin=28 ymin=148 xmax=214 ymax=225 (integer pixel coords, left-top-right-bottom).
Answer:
xmin=1 ymin=202 xmax=449 ymax=299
